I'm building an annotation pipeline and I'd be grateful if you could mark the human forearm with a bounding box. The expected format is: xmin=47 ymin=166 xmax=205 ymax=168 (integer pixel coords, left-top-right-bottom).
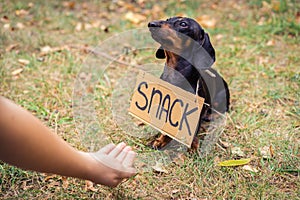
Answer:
xmin=0 ymin=96 xmax=136 ymax=187
xmin=0 ymin=96 xmax=91 ymax=179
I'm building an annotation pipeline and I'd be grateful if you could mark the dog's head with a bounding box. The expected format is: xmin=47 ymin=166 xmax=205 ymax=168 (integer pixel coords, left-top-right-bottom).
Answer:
xmin=148 ymin=17 xmax=215 ymax=66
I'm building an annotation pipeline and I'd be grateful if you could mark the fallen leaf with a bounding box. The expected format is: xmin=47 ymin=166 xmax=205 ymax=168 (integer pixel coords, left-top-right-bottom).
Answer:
xmin=15 ymin=9 xmax=29 ymax=16
xmin=269 ymin=145 xmax=274 ymax=157
xmin=63 ymin=1 xmax=76 ymax=9
xmin=196 ymin=15 xmax=217 ymax=29
xmin=3 ymin=23 xmax=10 ymax=30
xmin=28 ymin=2 xmax=34 ymax=8
xmin=5 ymin=44 xmax=18 ymax=52
xmin=271 ymin=0 xmax=281 ymax=12
xmin=152 ymin=161 xmax=169 ymax=173
xmin=40 ymin=45 xmax=52 ymax=53
xmin=75 ymin=22 xmax=83 ymax=31
xmin=266 ymin=39 xmax=275 ymax=46
xmin=242 ymin=165 xmax=259 ymax=173
xmin=11 ymin=68 xmax=23 ymax=76
xmin=296 ymin=11 xmax=300 ymax=24
xmin=261 ymin=1 xmax=272 ymax=13
xmin=85 ymin=180 xmax=98 ymax=192
xmin=18 ymin=59 xmax=30 ymax=65
xmin=259 ymin=145 xmax=273 ymax=159
xmin=172 ymin=189 xmax=180 ymax=194
xmin=218 ymin=158 xmax=251 ymax=167
xmin=47 ymin=180 xmax=60 ymax=188
xmin=173 ymin=153 xmax=186 ymax=166
xmin=1 ymin=15 xmax=9 ymax=23
xmin=100 ymin=25 xmax=109 ymax=32
xmin=61 ymin=176 xmax=69 ymax=189
xmin=84 ymin=23 xmax=93 ymax=30
xmin=39 ymin=45 xmax=68 ymax=56
xmin=125 ymin=11 xmax=146 ymax=24
xmin=253 ymin=129 xmax=263 ymax=137
xmin=44 ymin=174 xmax=57 ymax=182
xmin=16 ymin=22 xmax=25 ymax=29
xmin=218 ymin=139 xmax=231 ymax=148
xmin=231 ymin=147 xmax=245 ymax=157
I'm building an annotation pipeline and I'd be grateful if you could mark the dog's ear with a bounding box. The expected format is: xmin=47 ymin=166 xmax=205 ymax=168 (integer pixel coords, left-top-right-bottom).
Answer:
xmin=191 ymin=32 xmax=216 ymax=70
xmin=202 ymin=33 xmax=215 ymax=62
xmin=155 ymin=46 xmax=166 ymax=59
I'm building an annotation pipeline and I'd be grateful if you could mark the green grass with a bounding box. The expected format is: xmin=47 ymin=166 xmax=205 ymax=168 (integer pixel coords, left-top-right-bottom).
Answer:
xmin=1 ymin=0 xmax=299 ymax=199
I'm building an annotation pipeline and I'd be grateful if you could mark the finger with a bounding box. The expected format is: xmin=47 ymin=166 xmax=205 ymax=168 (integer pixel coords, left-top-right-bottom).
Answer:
xmin=98 ymin=143 xmax=116 ymax=154
xmin=108 ymin=142 xmax=126 ymax=158
xmin=116 ymin=146 xmax=132 ymax=162
xmin=122 ymin=150 xmax=136 ymax=168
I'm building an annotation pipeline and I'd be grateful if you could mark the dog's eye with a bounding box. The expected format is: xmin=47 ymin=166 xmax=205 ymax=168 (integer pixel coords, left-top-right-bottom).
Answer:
xmin=179 ymin=21 xmax=188 ymax=27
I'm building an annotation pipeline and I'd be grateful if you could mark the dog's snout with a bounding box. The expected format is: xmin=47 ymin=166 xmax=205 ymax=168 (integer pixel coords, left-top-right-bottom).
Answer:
xmin=148 ymin=21 xmax=161 ymax=28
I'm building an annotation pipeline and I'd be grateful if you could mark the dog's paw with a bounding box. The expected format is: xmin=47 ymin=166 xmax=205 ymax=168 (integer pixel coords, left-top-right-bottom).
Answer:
xmin=187 ymin=136 xmax=200 ymax=153
xmin=149 ymin=134 xmax=172 ymax=150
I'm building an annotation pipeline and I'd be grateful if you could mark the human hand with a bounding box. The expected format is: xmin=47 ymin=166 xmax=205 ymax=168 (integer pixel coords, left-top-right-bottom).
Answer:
xmin=82 ymin=142 xmax=137 ymax=187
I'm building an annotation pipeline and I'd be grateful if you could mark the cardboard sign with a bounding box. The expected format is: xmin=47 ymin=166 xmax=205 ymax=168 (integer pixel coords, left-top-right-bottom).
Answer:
xmin=129 ymin=71 xmax=204 ymax=147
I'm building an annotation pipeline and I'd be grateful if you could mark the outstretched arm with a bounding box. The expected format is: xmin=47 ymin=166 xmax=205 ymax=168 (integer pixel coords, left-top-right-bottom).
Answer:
xmin=0 ymin=96 xmax=136 ymax=187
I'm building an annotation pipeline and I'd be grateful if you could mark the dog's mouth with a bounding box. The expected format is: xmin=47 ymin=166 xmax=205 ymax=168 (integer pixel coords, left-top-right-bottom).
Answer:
xmin=149 ymin=27 xmax=177 ymax=46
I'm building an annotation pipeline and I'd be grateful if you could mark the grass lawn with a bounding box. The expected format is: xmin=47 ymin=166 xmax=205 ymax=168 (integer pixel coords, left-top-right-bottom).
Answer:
xmin=0 ymin=0 xmax=299 ymax=199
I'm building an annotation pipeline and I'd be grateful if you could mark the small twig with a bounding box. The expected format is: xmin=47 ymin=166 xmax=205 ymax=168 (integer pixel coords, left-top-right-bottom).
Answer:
xmin=69 ymin=45 xmax=141 ymax=69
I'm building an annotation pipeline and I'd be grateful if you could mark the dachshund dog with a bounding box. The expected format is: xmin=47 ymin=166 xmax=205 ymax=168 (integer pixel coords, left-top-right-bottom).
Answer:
xmin=148 ymin=17 xmax=230 ymax=150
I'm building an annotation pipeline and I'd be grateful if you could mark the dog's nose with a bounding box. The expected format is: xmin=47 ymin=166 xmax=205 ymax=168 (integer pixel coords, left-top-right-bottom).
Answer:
xmin=148 ymin=21 xmax=161 ymax=28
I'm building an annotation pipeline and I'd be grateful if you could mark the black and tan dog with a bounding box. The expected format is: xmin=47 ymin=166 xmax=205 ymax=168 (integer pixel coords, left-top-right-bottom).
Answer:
xmin=148 ymin=17 xmax=230 ymax=150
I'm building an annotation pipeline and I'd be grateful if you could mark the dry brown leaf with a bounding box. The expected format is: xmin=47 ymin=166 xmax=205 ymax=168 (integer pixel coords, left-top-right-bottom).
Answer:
xmin=28 ymin=2 xmax=34 ymax=8
xmin=5 ymin=44 xmax=18 ymax=52
xmin=75 ymin=22 xmax=83 ymax=31
xmin=11 ymin=68 xmax=23 ymax=76
xmin=84 ymin=23 xmax=93 ymax=30
xmin=21 ymin=180 xmax=34 ymax=191
xmin=259 ymin=145 xmax=273 ymax=159
xmin=85 ymin=180 xmax=98 ymax=192
xmin=271 ymin=0 xmax=281 ymax=12
xmin=134 ymin=119 xmax=145 ymax=126
xmin=15 ymin=9 xmax=29 ymax=16
xmin=44 ymin=174 xmax=57 ymax=182
xmin=173 ymin=153 xmax=186 ymax=166
xmin=39 ymin=45 xmax=68 ymax=56
xmin=61 ymin=176 xmax=69 ymax=189
xmin=266 ymin=39 xmax=275 ymax=46
xmin=152 ymin=161 xmax=169 ymax=173
xmin=218 ymin=139 xmax=231 ymax=148
xmin=63 ymin=1 xmax=76 ymax=9
xmin=125 ymin=11 xmax=146 ymax=24
xmin=47 ymin=181 xmax=60 ymax=188
xmin=40 ymin=46 xmax=52 ymax=53
xmin=242 ymin=165 xmax=259 ymax=173
xmin=196 ymin=15 xmax=217 ymax=29
xmin=296 ymin=11 xmax=300 ymax=24
xmin=18 ymin=59 xmax=30 ymax=65
xmin=16 ymin=22 xmax=25 ymax=29
xmin=3 ymin=23 xmax=10 ymax=30
xmin=1 ymin=15 xmax=9 ymax=23
xmin=231 ymin=147 xmax=245 ymax=157
xmin=150 ymin=4 xmax=164 ymax=19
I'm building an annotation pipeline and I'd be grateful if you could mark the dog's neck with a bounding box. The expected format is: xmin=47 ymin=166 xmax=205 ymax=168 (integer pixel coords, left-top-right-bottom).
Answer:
xmin=161 ymin=52 xmax=200 ymax=93
xmin=165 ymin=51 xmax=192 ymax=70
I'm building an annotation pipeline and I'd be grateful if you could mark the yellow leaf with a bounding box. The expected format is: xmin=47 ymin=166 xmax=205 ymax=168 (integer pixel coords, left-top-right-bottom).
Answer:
xmin=217 ymin=158 xmax=251 ymax=167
